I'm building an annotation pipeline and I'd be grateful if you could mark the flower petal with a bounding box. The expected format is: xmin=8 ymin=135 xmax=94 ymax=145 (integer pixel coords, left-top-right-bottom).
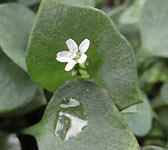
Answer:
xmin=56 ymin=51 xmax=72 ymax=62
xmin=77 ymin=54 xmax=87 ymax=64
xmin=65 ymin=60 xmax=77 ymax=71
xmin=79 ymin=39 xmax=90 ymax=53
xmin=66 ymin=39 xmax=78 ymax=53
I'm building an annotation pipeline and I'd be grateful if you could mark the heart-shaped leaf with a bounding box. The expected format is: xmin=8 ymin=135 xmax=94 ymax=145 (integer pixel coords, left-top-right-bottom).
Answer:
xmin=122 ymin=92 xmax=153 ymax=136
xmin=23 ymin=80 xmax=139 ymax=150
xmin=139 ymin=0 xmax=168 ymax=58
xmin=0 ymin=50 xmax=46 ymax=116
xmin=0 ymin=134 xmax=21 ymax=150
xmin=26 ymin=0 xmax=142 ymax=110
xmin=0 ymin=3 xmax=35 ymax=71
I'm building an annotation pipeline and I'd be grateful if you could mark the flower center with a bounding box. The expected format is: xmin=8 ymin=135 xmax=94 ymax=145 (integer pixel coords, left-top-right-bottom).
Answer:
xmin=73 ymin=52 xmax=82 ymax=60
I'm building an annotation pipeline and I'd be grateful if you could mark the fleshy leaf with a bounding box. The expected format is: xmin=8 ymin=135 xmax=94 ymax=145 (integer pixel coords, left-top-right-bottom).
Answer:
xmin=23 ymin=80 xmax=139 ymax=150
xmin=0 ymin=50 xmax=46 ymax=116
xmin=119 ymin=0 xmax=146 ymax=25
xmin=139 ymin=0 xmax=168 ymax=58
xmin=108 ymin=4 xmax=142 ymax=51
xmin=121 ymin=105 xmax=137 ymax=114
xmin=18 ymin=0 xmax=96 ymax=7
xmin=3 ymin=87 xmax=47 ymax=117
xmin=26 ymin=0 xmax=142 ymax=110
xmin=55 ymin=0 xmax=95 ymax=6
xmin=0 ymin=3 xmax=35 ymax=71
xmin=123 ymin=92 xmax=153 ymax=136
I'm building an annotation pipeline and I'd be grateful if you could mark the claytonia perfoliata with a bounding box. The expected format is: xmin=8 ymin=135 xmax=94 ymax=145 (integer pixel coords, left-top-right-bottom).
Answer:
xmin=56 ymin=39 xmax=90 ymax=72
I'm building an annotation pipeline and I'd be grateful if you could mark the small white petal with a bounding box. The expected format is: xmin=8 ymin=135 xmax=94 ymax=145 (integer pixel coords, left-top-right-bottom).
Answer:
xmin=79 ymin=39 xmax=90 ymax=53
xmin=77 ymin=54 xmax=87 ymax=64
xmin=66 ymin=39 xmax=78 ymax=53
xmin=56 ymin=51 xmax=72 ymax=62
xmin=65 ymin=60 xmax=77 ymax=71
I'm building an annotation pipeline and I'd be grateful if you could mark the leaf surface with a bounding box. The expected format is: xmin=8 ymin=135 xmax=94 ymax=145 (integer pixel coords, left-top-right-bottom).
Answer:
xmin=0 ymin=50 xmax=46 ymax=116
xmin=0 ymin=3 xmax=35 ymax=71
xmin=54 ymin=0 xmax=95 ymax=6
xmin=123 ymin=92 xmax=153 ymax=136
xmin=26 ymin=0 xmax=142 ymax=110
xmin=24 ymin=80 xmax=139 ymax=150
xmin=139 ymin=0 xmax=168 ymax=58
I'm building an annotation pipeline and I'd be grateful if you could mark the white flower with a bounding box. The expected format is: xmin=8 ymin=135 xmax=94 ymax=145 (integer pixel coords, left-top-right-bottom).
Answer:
xmin=56 ymin=39 xmax=90 ymax=71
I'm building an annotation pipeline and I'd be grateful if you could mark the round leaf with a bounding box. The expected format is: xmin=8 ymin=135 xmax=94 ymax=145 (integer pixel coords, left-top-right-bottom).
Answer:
xmin=119 ymin=0 xmax=146 ymax=25
xmin=24 ymin=80 xmax=139 ymax=150
xmin=139 ymin=0 xmax=168 ymax=58
xmin=26 ymin=0 xmax=142 ymax=110
xmin=0 ymin=3 xmax=35 ymax=71
xmin=123 ymin=92 xmax=153 ymax=136
xmin=3 ymin=87 xmax=47 ymax=117
xmin=0 ymin=50 xmax=37 ymax=115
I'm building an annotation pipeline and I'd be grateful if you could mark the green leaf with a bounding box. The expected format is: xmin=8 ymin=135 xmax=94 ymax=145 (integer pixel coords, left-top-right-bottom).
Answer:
xmin=161 ymin=82 xmax=168 ymax=105
xmin=121 ymin=105 xmax=137 ymax=114
xmin=53 ymin=0 xmax=95 ymax=6
xmin=3 ymin=87 xmax=47 ymax=117
xmin=108 ymin=5 xmax=127 ymax=24
xmin=0 ymin=134 xmax=21 ymax=150
xmin=108 ymin=3 xmax=142 ymax=51
xmin=141 ymin=146 xmax=165 ymax=150
xmin=122 ymin=92 xmax=153 ymax=136
xmin=26 ymin=0 xmax=142 ymax=110
xmin=119 ymin=0 xmax=146 ymax=25
xmin=18 ymin=0 xmax=96 ymax=7
xmin=24 ymin=80 xmax=139 ymax=150
xmin=0 ymin=3 xmax=35 ymax=71
xmin=139 ymin=0 xmax=168 ymax=58
xmin=18 ymin=0 xmax=41 ymax=6
xmin=0 ymin=50 xmax=46 ymax=116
